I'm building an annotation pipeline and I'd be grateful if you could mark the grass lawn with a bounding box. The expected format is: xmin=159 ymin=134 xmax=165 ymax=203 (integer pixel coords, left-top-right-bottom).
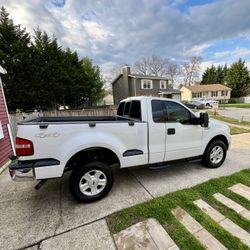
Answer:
xmin=219 ymin=103 xmax=250 ymax=108
xmin=107 ymin=169 xmax=250 ymax=250
xmin=207 ymin=111 xmax=250 ymax=127
xmin=230 ymin=126 xmax=250 ymax=135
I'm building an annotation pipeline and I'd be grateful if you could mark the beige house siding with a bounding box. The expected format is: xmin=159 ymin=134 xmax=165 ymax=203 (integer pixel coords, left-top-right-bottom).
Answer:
xmin=180 ymin=87 xmax=192 ymax=101
xmin=181 ymin=85 xmax=231 ymax=102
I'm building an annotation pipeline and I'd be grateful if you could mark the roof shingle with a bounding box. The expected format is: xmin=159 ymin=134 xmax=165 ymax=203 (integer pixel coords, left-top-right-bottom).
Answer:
xmin=183 ymin=84 xmax=231 ymax=92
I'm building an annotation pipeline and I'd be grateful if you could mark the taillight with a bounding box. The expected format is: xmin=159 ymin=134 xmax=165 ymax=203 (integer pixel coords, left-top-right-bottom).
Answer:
xmin=15 ymin=137 xmax=34 ymax=156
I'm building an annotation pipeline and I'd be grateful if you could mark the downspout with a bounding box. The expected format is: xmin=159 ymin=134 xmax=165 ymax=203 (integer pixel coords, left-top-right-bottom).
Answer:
xmin=134 ymin=78 xmax=137 ymax=96
xmin=129 ymin=75 xmax=137 ymax=97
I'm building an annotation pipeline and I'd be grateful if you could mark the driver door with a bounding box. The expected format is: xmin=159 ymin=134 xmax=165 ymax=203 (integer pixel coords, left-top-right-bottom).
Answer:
xmin=163 ymin=101 xmax=203 ymax=161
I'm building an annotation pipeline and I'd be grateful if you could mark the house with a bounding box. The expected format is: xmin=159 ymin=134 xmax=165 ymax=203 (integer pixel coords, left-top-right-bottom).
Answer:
xmin=0 ymin=66 xmax=14 ymax=170
xmin=111 ymin=65 xmax=181 ymax=105
xmin=180 ymin=84 xmax=231 ymax=103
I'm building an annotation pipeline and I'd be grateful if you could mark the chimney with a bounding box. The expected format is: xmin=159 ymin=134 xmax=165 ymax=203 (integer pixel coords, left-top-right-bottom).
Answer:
xmin=122 ymin=64 xmax=131 ymax=75
xmin=121 ymin=65 xmax=131 ymax=97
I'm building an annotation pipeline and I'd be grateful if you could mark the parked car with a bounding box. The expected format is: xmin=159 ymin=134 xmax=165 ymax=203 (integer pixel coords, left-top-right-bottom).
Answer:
xmin=9 ymin=96 xmax=230 ymax=202
xmin=199 ymin=98 xmax=219 ymax=107
xmin=182 ymin=101 xmax=204 ymax=109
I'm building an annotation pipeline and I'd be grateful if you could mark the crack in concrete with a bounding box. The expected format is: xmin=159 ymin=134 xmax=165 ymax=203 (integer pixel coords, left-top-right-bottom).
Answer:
xmin=17 ymin=217 xmax=105 ymax=250
xmin=129 ymin=169 xmax=154 ymax=199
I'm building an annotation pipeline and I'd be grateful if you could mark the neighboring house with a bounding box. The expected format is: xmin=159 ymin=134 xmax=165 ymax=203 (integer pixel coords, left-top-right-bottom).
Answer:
xmin=112 ymin=65 xmax=181 ymax=105
xmin=97 ymin=94 xmax=114 ymax=106
xmin=180 ymin=84 xmax=231 ymax=103
xmin=0 ymin=66 xmax=14 ymax=169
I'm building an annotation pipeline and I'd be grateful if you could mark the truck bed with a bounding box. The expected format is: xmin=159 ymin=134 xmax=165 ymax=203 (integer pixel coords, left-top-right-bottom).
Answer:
xmin=18 ymin=116 xmax=134 ymax=124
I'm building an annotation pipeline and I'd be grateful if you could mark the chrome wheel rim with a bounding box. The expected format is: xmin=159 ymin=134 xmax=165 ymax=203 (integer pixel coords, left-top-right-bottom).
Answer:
xmin=79 ymin=170 xmax=107 ymax=196
xmin=210 ymin=145 xmax=224 ymax=164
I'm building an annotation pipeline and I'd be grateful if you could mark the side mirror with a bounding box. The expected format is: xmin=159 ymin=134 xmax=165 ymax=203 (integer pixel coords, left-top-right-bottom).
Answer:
xmin=200 ymin=112 xmax=209 ymax=127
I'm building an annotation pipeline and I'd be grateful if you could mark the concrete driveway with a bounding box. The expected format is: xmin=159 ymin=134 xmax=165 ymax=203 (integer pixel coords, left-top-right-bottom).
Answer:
xmin=1 ymin=133 xmax=250 ymax=250
xmin=218 ymin=107 xmax=250 ymax=121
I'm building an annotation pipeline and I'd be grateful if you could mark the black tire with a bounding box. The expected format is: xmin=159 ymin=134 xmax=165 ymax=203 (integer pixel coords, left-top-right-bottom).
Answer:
xmin=202 ymin=140 xmax=227 ymax=168
xmin=70 ymin=160 xmax=113 ymax=202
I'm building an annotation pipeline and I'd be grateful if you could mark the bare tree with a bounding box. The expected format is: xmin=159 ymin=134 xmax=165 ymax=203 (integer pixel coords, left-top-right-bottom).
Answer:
xmin=148 ymin=55 xmax=169 ymax=76
xmin=133 ymin=55 xmax=169 ymax=76
xmin=182 ymin=56 xmax=202 ymax=86
xmin=103 ymin=63 xmax=125 ymax=90
xmin=166 ymin=61 xmax=179 ymax=85
xmin=133 ymin=57 xmax=149 ymax=75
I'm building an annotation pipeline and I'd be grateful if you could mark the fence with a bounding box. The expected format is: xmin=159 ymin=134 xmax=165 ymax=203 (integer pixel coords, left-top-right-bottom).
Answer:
xmin=231 ymin=97 xmax=250 ymax=103
xmin=9 ymin=107 xmax=117 ymax=140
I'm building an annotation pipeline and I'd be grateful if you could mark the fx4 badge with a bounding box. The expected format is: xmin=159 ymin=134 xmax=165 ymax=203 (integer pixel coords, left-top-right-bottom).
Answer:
xmin=35 ymin=132 xmax=60 ymax=138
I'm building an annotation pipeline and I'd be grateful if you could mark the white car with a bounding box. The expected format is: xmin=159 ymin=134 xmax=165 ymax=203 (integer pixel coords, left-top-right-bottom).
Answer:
xmin=9 ymin=96 xmax=230 ymax=202
xmin=199 ymin=98 xmax=219 ymax=107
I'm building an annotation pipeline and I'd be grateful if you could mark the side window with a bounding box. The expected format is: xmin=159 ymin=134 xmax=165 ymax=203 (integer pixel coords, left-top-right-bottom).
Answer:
xmin=117 ymin=102 xmax=125 ymax=116
xmin=151 ymin=100 xmax=166 ymax=122
xmin=124 ymin=102 xmax=131 ymax=116
xmin=165 ymin=101 xmax=191 ymax=124
xmin=129 ymin=101 xmax=141 ymax=120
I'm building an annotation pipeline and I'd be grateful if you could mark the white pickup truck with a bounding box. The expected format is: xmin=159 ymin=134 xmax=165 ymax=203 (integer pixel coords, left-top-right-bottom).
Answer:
xmin=9 ymin=96 xmax=230 ymax=202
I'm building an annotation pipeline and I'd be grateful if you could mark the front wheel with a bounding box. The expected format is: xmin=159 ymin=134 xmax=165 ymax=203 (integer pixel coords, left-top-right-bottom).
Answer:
xmin=70 ymin=160 xmax=113 ymax=202
xmin=202 ymin=140 xmax=227 ymax=168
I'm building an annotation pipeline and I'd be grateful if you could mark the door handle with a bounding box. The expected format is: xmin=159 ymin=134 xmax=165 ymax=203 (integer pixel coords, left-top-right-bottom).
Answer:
xmin=167 ymin=128 xmax=175 ymax=135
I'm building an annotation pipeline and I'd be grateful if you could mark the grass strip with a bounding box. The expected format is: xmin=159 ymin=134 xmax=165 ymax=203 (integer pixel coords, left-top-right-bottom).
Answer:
xmin=219 ymin=104 xmax=250 ymax=108
xmin=230 ymin=126 xmax=250 ymax=135
xmin=107 ymin=169 xmax=250 ymax=250
xmin=207 ymin=111 xmax=250 ymax=127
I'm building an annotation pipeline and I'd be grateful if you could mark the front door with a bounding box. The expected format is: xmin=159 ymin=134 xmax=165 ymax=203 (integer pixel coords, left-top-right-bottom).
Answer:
xmin=163 ymin=101 xmax=203 ymax=161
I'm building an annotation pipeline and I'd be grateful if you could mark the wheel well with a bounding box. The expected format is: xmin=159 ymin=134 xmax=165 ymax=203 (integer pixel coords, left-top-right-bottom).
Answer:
xmin=206 ymin=135 xmax=229 ymax=150
xmin=65 ymin=147 xmax=120 ymax=172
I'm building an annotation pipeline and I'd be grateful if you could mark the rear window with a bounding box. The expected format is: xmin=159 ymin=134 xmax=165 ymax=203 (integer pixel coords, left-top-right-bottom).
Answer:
xmin=130 ymin=101 xmax=141 ymax=120
xmin=117 ymin=100 xmax=142 ymax=120
xmin=117 ymin=102 xmax=125 ymax=116
xmin=124 ymin=102 xmax=131 ymax=116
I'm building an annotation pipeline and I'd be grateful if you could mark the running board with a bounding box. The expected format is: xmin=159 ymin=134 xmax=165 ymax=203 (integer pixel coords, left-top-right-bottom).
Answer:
xmin=148 ymin=156 xmax=202 ymax=170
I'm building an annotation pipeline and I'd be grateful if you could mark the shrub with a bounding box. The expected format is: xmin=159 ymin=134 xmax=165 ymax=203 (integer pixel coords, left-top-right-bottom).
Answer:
xmin=228 ymin=98 xmax=237 ymax=104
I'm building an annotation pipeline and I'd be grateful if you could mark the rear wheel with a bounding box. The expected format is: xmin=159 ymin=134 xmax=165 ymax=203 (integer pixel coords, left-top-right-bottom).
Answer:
xmin=70 ymin=160 xmax=113 ymax=202
xmin=202 ymin=140 xmax=227 ymax=168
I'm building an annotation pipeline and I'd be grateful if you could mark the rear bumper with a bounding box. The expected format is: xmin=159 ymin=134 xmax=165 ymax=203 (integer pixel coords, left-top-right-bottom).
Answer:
xmin=9 ymin=166 xmax=35 ymax=181
xmin=9 ymin=158 xmax=62 ymax=181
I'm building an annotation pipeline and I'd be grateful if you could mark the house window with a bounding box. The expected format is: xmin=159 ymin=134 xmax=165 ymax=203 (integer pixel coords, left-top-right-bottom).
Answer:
xmin=159 ymin=80 xmax=167 ymax=89
xmin=192 ymin=92 xmax=202 ymax=98
xmin=221 ymin=90 xmax=228 ymax=96
xmin=141 ymin=79 xmax=153 ymax=89
xmin=211 ymin=91 xmax=218 ymax=97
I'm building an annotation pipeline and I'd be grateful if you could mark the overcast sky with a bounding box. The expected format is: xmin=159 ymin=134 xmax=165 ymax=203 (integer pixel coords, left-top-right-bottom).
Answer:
xmin=1 ymin=0 xmax=250 ymax=81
